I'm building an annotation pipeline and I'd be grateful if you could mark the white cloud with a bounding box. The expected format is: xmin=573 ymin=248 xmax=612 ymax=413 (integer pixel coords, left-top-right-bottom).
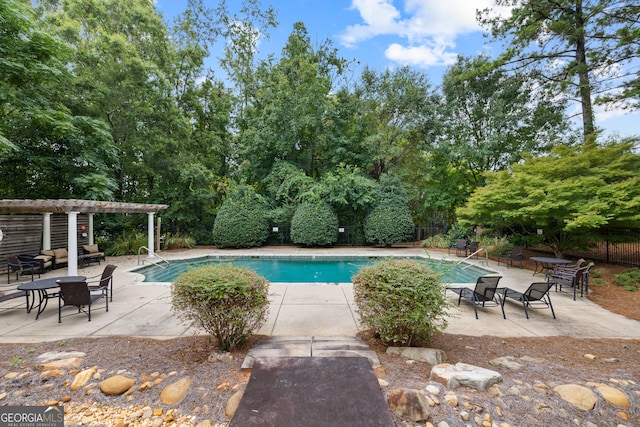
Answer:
xmin=385 ymin=42 xmax=458 ymax=67
xmin=341 ymin=0 xmax=505 ymax=67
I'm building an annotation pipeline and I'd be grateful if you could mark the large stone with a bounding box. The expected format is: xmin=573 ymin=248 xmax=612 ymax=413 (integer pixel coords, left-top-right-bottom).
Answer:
xmin=430 ymin=363 xmax=502 ymax=390
xmin=592 ymin=383 xmax=630 ymax=409
xmin=489 ymin=356 xmax=522 ymax=370
xmin=99 ymin=375 xmax=136 ymax=396
xmin=553 ymin=384 xmax=596 ymax=410
xmin=225 ymin=391 xmax=244 ymax=419
xmin=70 ymin=368 xmax=96 ymax=391
xmin=386 ymin=388 xmax=430 ymax=422
xmin=36 ymin=351 xmax=86 ymax=363
xmin=386 ymin=347 xmax=447 ymax=365
xmin=37 ymin=357 xmax=83 ymax=371
xmin=160 ymin=377 xmax=192 ymax=405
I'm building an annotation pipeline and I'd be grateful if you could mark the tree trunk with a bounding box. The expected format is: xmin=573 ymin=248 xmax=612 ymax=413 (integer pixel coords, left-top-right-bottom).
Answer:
xmin=574 ymin=0 xmax=596 ymax=140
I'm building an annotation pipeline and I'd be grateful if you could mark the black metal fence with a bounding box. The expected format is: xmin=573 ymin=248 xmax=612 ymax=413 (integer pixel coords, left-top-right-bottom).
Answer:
xmin=562 ymin=228 xmax=640 ymax=267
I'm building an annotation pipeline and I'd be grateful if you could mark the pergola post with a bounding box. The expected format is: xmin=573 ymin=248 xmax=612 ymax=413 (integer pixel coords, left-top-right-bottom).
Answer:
xmin=67 ymin=211 xmax=79 ymax=276
xmin=88 ymin=213 xmax=94 ymax=245
xmin=42 ymin=212 xmax=52 ymax=250
xmin=147 ymin=212 xmax=155 ymax=258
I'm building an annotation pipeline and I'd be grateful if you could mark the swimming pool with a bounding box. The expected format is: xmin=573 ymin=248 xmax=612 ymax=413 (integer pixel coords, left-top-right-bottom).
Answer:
xmin=134 ymin=256 xmax=496 ymax=283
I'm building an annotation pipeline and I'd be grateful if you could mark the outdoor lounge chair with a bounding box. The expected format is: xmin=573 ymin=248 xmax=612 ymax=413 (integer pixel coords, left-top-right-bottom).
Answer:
xmin=6 ymin=255 xmax=42 ymax=284
xmin=501 ymin=282 xmax=556 ymax=319
xmin=497 ymin=246 xmax=523 ymax=269
xmin=86 ymin=264 xmax=117 ymax=302
xmin=57 ymin=279 xmax=108 ymax=322
xmin=548 ymin=262 xmax=594 ymax=300
xmin=448 ymin=275 xmax=505 ymax=319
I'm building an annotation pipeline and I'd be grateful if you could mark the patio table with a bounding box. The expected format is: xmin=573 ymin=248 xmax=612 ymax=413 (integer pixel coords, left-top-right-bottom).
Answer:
xmin=17 ymin=276 xmax=85 ymax=320
xmin=529 ymin=257 xmax=572 ymax=279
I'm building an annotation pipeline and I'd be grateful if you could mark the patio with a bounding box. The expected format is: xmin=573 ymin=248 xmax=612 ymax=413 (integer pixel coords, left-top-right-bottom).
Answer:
xmin=0 ymin=246 xmax=639 ymax=343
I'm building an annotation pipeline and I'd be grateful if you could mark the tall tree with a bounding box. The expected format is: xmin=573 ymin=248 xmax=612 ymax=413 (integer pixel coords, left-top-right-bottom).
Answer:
xmin=355 ymin=66 xmax=439 ymax=180
xmin=479 ymin=0 xmax=640 ymax=140
xmin=0 ymin=0 xmax=117 ymax=199
xmin=241 ymin=22 xmax=347 ymax=181
xmin=438 ymin=55 xmax=570 ymax=188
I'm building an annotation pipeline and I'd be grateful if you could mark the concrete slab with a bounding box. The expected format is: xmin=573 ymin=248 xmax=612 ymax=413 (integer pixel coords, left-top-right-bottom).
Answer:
xmin=230 ymin=357 xmax=395 ymax=427
xmin=0 ymin=247 xmax=639 ymax=343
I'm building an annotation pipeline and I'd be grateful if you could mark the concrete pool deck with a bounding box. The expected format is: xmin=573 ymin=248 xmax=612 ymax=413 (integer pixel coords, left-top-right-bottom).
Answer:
xmin=1 ymin=246 xmax=639 ymax=343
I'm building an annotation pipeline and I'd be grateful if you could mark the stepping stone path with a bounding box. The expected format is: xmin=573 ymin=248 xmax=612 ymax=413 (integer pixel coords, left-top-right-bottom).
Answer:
xmin=240 ymin=335 xmax=381 ymax=369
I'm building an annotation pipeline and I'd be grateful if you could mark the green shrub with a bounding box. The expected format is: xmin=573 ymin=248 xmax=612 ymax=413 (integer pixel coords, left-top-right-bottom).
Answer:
xmin=420 ymin=234 xmax=450 ymax=249
xmin=171 ymin=265 xmax=270 ymax=351
xmin=364 ymin=203 xmax=415 ymax=246
xmin=353 ymin=259 xmax=450 ymax=346
xmin=105 ymin=231 xmax=147 ymax=256
xmin=613 ymin=268 xmax=640 ymax=292
xmin=212 ymin=188 xmax=269 ymax=248
xmin=290 ymin=201 xmax=339 ymax=246
xmin=162 ymin=232 xmax=196 ymax=249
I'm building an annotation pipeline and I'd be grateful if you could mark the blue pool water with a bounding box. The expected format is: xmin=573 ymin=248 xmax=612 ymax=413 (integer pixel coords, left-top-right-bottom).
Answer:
xmin=134 ymin=256 xmax=495 ymax=283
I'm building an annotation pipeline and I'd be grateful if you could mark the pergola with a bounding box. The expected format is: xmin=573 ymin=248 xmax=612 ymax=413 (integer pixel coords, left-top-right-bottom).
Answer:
xmin=0 ymin=199 xmax=168 ymax=275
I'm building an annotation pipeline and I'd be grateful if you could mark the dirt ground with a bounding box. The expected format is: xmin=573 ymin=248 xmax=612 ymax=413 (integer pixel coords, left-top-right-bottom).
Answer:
xmin=0 ymin=257 xmax=638 ymax=426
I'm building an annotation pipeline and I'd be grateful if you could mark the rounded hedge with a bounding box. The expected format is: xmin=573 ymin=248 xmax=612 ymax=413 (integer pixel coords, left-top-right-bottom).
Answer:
xmin=353 ymin=259 xmax=450 ymax=346
xmin=290 ymin=201 xmax=339 ymax=246
xmin=364 ymin=201 xmax=415 ymax=246
xmin=171 ymin=264 xmax=270 ymax=351
xmin=212 ymin=191 xmax=269 ymax=248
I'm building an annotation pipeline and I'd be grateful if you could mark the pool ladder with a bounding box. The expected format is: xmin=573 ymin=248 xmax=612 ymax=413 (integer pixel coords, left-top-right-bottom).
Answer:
xmin=137 ymin=246 xmax=169 ymax=268
xmin=455 ymin=247 xmax=489 ymax=269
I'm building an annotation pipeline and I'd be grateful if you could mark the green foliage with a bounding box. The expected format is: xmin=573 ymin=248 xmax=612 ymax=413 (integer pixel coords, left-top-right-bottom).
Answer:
xmin=364 ymin=203 xmax=415 ymax=246
xmin=162 ymin=233 xmax=196 ymax=250
xmin=364 ymin=174 xmax=415 ymax=246
xmin=353 ymin=259 xmax=450 ymax=346
xmin=172 ymin=265 xmax=270 ymax=351
xmin=479 ymin=0 xmax=640 ymax=139
xmin=458 ymin=140 xmax=640 ymax=256
xmin=106 ymin=231 xmax=147 ymax=256
xmin=445 ymin=224 xmax=472 ymax=247
xmin=420 ymin=234 xmax=450 ymax=249
xmin=290 ymin=201 xmax=339 ymax=246
xmin=212 ymin=187 xmax=270 ymax=248
xmin=613 ymin=268 xmax=640 ymax=292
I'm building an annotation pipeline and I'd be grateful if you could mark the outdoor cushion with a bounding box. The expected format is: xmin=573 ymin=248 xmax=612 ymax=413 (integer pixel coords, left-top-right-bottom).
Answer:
xmin=53 ymin=248 xmax=68 ymax=259
xmin=83 ymin=244 xmax=100 ymax=254
xmin=40 ymin=249 xmax=55 ymax=257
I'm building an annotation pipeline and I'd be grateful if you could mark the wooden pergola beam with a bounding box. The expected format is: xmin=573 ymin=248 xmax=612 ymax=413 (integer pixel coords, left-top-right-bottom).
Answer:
xmin=0 ymin=199 xmax=168 ymax=214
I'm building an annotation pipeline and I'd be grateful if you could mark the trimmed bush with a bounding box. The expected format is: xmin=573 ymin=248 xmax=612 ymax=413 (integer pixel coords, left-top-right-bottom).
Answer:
xmin=614 ymin=268 xmax=640 ymax=292
xmin=364 ymin=202 xmax=415 ymax=246
xmin=290 ymin=201 xmax=339 ymax=246
xmin=353 ymin=259 xmax=450 ymax=346
xmin=171 ymin=265 xmax=270 ymax=351
xmin=212 ymin=188 xmax=269 ymax=248
xmin=364 ymin=174 xmax=415 ymax=246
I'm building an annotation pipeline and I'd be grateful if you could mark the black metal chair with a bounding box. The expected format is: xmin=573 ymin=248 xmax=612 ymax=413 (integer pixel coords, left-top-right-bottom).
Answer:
xmin=497 ymin=246 xmax=523 ymax=269
xmin=501 ymin=282 xmax=556 ymax=319
xmin=86 ymin=264 xmax=117 ymax=302
xmin=57 ymin=279 xmax=108 ymax=322
xmin=6 ymin=255 xmax=42 ymax=284
xmin=548 ymin=262 xmax=594 ymax=300
xmin=448 ymin=275 xmax=505 ymax=319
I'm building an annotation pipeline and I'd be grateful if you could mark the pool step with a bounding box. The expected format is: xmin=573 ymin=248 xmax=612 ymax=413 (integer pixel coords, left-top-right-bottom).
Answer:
xmin=240 ymin=336 xmax=380 ymax=369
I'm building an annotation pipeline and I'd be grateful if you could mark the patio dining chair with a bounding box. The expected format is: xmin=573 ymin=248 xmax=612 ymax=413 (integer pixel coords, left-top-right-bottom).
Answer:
xmin=6 ymin=255 xmax=42 ymax=284
xmin=86 ymin=264 xmax=117 ymax=302
xmin=548 ymin=262 xmax=594 ymax=300
xmin=57 ymin=279 xmax=108 ymax=322
xmin=497 ymin=246 xmax=523 ymax=269
xmin=448 ymin=275 xmax=505 ymax=319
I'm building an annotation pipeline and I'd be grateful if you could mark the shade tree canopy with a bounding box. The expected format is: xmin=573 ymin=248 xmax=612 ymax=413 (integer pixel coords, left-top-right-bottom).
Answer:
xmin=457 ymin=139 xmax=640 ymax=256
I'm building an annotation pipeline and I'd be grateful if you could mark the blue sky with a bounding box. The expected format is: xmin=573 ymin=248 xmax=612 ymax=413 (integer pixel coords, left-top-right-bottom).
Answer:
xmin=156 ymin=0 xmax=639 ymax=138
